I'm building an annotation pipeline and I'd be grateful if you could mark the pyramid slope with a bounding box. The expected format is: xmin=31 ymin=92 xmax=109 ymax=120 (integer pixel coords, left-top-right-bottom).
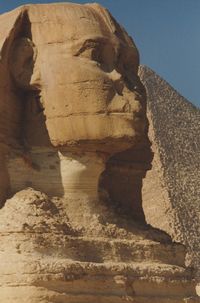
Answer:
xmin=139 ymin=65 xmax=200 ymax=276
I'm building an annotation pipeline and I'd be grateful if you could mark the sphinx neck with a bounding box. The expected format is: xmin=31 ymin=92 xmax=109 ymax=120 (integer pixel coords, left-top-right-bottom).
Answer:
xmin=58 ymin=151 xmax=105 ymax=201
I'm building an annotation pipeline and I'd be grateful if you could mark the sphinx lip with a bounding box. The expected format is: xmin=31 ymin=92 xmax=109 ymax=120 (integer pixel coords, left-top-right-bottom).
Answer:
xmin=46 ymin=111 xmax=141 ymax=119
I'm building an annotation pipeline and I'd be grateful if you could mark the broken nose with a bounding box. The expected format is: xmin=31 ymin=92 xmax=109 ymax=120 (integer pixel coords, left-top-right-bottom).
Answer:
xmin=109 ymin=70 xmax=124 ymax=95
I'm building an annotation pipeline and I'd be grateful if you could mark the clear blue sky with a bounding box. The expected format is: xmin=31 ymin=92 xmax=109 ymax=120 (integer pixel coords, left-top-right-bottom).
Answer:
xmin=0 ymin=0 xmax=199 ymax=107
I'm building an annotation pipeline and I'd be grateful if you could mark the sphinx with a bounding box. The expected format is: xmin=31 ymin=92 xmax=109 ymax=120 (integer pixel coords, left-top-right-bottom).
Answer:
xmin=0 ymin=2 xmax=146 ymax=204
xmin=0 ymin=3 xmax=198 ymax=302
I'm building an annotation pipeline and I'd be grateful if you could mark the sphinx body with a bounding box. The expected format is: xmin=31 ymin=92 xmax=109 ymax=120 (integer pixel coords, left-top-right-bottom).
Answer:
xmin=0 ymin=3 xmax=198 ymax=302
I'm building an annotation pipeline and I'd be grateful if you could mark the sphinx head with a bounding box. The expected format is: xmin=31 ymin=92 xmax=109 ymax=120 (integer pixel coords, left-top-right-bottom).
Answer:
xmin=0 ymin=3 xmax=146 ymax=202
xmin=1 ymin=3 xmax=146 ymax=154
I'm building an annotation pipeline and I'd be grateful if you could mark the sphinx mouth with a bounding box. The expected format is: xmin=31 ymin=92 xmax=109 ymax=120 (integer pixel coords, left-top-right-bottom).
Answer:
xmin=46 ymin=111 xmax=142 ymax=119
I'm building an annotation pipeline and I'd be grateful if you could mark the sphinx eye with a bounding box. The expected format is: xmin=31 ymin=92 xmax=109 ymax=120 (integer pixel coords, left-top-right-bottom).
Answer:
xmin=75 ymin=40 xmax=101 ymax=63
xmin=75 ymin=39 xmax=116 ymax=73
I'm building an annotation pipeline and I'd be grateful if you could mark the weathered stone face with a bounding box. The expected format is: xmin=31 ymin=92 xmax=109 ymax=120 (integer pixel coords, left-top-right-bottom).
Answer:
xmin=0 ymin=3 xmax=146 ymax=205
xmin=2 ymin=3 xmax=146 ymax=153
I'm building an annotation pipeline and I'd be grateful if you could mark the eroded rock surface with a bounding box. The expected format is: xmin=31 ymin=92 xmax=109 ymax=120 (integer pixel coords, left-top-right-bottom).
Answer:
xmin=0 ymin=2 xmax=199 ymax=302
xmin=0 ymin=188 xmax=198 ymax=302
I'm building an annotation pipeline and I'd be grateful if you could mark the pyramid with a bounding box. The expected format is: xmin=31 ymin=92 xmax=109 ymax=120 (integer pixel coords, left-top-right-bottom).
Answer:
xmin=139 ymin=65 xmax=200 ymax=276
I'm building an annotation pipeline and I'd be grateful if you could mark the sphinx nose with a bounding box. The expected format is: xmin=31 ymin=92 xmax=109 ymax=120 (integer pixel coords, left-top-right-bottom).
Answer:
xmin=109 ymin=70 xmax=124 ymax=95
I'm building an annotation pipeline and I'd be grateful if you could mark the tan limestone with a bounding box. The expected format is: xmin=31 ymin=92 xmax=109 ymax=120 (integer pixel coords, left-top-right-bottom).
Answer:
xmin=0 ymin=3 xmax=198 ymax=302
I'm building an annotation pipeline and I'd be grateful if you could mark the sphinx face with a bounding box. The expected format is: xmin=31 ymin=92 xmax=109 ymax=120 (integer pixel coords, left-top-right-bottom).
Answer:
xmin=10 ymin=4 xmax=146 ymax=153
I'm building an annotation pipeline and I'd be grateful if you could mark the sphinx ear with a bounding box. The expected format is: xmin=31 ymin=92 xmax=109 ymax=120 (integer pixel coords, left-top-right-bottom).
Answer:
xmin=0 ymin=8 xmax=35 ymax=89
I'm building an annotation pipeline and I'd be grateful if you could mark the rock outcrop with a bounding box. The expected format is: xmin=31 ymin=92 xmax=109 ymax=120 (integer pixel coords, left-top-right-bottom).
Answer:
xmin=0 ymin=2 xmax=199 ymax=302
xmin=0 ymin=188 xmax=198 ymax=302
